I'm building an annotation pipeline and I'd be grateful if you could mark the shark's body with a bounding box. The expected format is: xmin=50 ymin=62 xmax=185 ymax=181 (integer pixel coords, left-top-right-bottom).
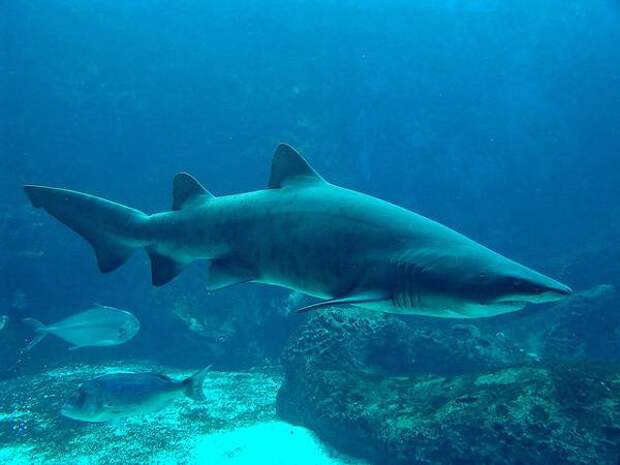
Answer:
xmin=24 ymin=144 xmax=571 ymax=318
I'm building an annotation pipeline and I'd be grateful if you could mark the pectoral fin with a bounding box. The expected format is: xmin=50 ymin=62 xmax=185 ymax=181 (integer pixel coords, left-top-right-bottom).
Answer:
xmin=295 ymin=290 xmax=390 ymax=313
xmin=206 ymin=258 xmax=257 ymax=291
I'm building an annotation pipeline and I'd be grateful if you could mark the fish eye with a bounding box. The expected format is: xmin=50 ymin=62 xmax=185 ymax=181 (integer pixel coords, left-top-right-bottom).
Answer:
xmin=75 ymin=390 xmax=87 ymax=408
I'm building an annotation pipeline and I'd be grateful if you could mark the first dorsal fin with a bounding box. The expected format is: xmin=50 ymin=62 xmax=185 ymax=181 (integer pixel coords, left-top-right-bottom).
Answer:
xmin=268 ymin=144 xmax=325 ymax=188
xmin=172 ymin=173 xmax=214 ymax=211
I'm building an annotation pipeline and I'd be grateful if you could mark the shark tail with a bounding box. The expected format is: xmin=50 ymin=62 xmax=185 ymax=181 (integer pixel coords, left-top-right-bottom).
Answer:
xmin=24 ymin=174 xmax=214 ymax=287
xmin=182 ymin=365 xmax=212 ymax=401
xmin=24 ymin=185 xmax=150 ymax=274
xmin=22 ymin=318 xmax=49 ymax=352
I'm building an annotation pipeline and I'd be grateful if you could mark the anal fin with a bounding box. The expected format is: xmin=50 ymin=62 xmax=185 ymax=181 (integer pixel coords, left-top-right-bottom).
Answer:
xmin=207 ymin=258 xmax=256 ymax=291
xmin=147 ymin=248 xmax=186 ymax=287
xmin=296 ymin=290 xmax=390 ymax=313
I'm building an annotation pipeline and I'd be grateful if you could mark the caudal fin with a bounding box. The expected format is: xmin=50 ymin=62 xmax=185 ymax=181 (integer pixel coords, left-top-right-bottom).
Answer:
xmin=22 ymin=318 xmax=48 ymax=352
xmin=182 ymin=365 xmax=212 ymax=401
xmin=24 ymin=185 xmax=149 ymax=273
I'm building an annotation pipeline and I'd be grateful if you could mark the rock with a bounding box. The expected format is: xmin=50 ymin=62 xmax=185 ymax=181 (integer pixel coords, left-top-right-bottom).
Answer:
xmin=277 ymin=362 xmax=620 ymax=465
xmin=282 ymin=310 xmax=525 ymax=377
xmin=277 ymin=310 xmax=620 ymax=464
xmin=542 ymin=284 xmax=619 ymax=360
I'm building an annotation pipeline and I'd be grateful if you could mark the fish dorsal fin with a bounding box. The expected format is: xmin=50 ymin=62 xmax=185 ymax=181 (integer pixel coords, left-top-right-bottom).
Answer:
xmin=172 ymin=173 xmax=214 ymax=211
xmin=268 ymin=144 xmax=325 ymax=188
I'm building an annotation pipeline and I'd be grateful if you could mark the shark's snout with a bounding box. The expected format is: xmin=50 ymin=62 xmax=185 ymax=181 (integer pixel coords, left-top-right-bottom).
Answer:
xmin=539 ymin=282 xmax=572 ymax=302
xmin=490 ymin=265 xmax=572 ymax=307
xmin=510 ymin=276 xmax=572 ymax=305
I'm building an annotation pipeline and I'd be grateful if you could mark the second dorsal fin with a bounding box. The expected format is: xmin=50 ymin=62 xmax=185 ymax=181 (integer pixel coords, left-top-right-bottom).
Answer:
xmin=268 ymin=144 xmax=326 ymax=188
xmin=172 ymin=173 xmax=214 ymax=210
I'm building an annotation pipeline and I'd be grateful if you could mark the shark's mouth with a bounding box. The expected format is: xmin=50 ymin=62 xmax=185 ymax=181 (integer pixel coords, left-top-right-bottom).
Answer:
xmin=497 ymin=300 xmax=527 ymax=309
xmin=493 ymin=292 xmax=540 ymax=306
xmin=484 ymin=299 xmax=528 ymax=314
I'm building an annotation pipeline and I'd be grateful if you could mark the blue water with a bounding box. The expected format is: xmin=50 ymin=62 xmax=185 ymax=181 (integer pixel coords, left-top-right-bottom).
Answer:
xmin=1 ymin=1 xmax=620 ymax=464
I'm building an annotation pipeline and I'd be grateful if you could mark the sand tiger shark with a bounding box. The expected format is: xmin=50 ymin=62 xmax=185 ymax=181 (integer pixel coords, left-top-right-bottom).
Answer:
xmin=24 ymin=144 xmax=571 ymax=318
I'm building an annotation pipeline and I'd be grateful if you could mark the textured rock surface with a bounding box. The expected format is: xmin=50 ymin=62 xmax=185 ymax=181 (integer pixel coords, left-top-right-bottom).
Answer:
xmin=501 ymin=284 xmax=620 ymax=362
xmin=281 ymin=310 xmax=526 ymax=377
xmin=277 ymin=310 xmax=620 ymax=464
xmin=541 ymin=284 xmax=619 ymax=360
xmin=278 ymin=362 xmax=620 ymax=465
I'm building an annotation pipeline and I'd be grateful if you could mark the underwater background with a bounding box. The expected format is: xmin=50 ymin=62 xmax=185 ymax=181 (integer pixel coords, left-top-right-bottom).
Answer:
xmin=1 ymin=1 xmax=620 ymax=464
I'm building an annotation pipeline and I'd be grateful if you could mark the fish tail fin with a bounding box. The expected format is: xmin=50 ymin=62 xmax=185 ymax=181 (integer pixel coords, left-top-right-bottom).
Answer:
xmin=182 ymin=364 xmax=212 ymax=401
xmin=22 ymin=318 xmax=48 ymax=352
xmin=24 ymin=185 xmax=150 ymax=274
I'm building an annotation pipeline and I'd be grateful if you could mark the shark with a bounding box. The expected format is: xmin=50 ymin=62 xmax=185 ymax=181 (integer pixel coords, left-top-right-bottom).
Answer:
xmin=24 ymin=144 xmax=572 ymax=318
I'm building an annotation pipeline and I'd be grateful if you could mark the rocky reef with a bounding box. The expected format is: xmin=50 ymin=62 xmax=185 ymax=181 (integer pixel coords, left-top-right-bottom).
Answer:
xmin=542 ymin=285 xmax=619 ymax=360
xmin=280 ymin=310 xmax=527 ymax=377
xmin=499 ymin=284 xmax=620 ymax=362
xmin=277 ymin=310 xmax=620 ymax=465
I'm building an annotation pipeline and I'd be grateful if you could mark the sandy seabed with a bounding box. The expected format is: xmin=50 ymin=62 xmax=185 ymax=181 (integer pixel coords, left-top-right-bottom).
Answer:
xmin=0 ymin=362 xmax=366 ymax=465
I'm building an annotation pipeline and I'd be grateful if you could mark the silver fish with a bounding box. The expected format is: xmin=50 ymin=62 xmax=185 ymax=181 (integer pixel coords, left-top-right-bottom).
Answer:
xmin=0 ymin=315 xmax=8 ymax=331
xmin=22 ymin=305 xmax=139 ymax=351
xmin=61 ymin=366 xmax=210 ymax=422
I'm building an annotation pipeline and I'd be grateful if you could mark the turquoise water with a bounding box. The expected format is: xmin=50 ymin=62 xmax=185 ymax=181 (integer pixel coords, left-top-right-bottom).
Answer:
xmin=2 ymin=1 xmax=619 ymax=464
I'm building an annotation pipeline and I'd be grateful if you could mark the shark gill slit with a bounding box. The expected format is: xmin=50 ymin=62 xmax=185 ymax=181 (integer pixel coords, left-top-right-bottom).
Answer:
xmin=393 ymin=257 xmax=419 ymax=310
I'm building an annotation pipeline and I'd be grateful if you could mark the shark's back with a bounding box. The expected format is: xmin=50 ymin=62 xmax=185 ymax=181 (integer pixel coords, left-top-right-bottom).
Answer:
xmin=200 ymin=179 xmax=471 ymax=300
